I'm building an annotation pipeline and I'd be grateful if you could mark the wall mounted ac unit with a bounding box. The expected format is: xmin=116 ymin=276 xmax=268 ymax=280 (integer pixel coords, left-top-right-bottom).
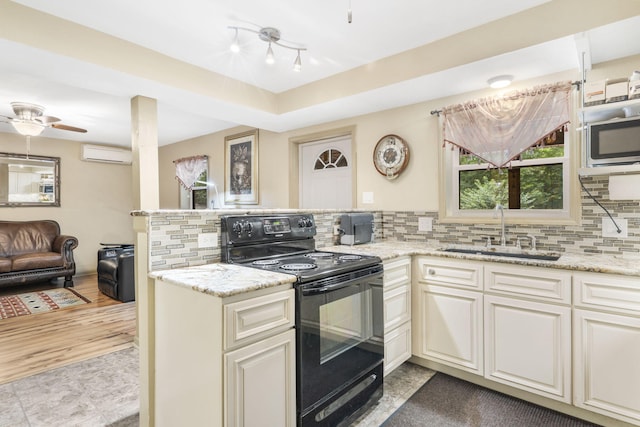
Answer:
xmin=81 ymin=144 xmax=132 ymax=165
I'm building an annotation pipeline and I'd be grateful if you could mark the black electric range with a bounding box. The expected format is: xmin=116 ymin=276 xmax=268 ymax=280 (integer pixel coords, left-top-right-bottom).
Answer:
xmin=221 ymin=213 xmax=384 ymax=427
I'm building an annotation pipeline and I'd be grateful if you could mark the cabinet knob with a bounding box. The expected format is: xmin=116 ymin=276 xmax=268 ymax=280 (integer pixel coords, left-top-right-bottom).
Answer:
xmin=428 ymin=268 xmax=436 ymax=276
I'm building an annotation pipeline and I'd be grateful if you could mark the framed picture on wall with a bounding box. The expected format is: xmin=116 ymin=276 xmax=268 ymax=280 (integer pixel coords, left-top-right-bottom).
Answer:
xmin=224 ymin=129 xmax=259 ymax=205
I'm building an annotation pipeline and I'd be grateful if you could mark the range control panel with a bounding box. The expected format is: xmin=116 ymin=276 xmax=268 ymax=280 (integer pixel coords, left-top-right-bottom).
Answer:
xmin=221 ymin=214 xmax=316 ymax=245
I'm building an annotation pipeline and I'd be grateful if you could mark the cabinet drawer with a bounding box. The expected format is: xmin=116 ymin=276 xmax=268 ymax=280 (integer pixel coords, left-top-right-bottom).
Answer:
xmin=384 ymin=321 xmax=411 ymax=377
xmin=574 ymin=272 xmax=640 ymax=315
xmin=224 ymin=289 xmax=295 ymax=351
xmin=383 ymin=257 xmax=411 ymax=289
xmin=485 ymin=264 xmax=571 ymax=304
xmin=384 ymin=283 xmax=410 ymax=332
xmin=415 ymin=257 xmax=483 ymax=290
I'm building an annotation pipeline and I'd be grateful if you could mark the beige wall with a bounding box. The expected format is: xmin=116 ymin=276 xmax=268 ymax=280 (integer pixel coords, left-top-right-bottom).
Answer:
xmin=0 ymin=133 xmax=134 ymax=275
xmin=161 ymin=64 xmax=621 ymax=211
xmin=6 ymin=56 xmax=631 ymax=275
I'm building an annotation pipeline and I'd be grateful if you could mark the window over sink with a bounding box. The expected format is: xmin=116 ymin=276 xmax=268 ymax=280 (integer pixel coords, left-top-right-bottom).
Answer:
xmin=441 ymin=128 xmax=579 ymax=224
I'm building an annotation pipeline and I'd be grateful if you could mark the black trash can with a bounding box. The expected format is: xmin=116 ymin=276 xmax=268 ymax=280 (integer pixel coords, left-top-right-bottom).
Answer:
xmin=97 ymin=244 xmax=135 ymax=302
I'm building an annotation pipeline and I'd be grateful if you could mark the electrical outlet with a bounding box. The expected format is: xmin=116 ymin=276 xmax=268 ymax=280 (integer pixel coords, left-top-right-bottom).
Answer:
xmin=198 ymin=232 xmax=218 ymax=248
xmin=418 ymin=217 xmax=433 ymax=232
xmin=602 ymin=218 xmax=628 ymax=238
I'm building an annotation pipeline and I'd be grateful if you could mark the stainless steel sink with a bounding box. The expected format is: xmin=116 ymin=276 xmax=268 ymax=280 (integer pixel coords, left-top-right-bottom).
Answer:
xmin=440 ymin=247 xmax=561 ymax=261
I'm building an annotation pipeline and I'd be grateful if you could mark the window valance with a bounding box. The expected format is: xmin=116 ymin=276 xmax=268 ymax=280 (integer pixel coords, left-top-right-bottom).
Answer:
xmin=442 ymin=81 xmax=572 ymax=168
xmin=173 ymin=155 xmax=208 ymax=189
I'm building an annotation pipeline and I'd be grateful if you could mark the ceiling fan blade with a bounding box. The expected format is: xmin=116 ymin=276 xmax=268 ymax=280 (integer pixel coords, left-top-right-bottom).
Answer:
xmin=36 ymin=115 xmax=61 ymax=124
xmin=51 ymin=123 xmax=87 ymax=133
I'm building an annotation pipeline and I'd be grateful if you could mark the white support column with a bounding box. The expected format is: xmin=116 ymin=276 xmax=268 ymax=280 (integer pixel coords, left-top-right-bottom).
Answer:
xmin=131 ymin=95 xmax=159 ymax=427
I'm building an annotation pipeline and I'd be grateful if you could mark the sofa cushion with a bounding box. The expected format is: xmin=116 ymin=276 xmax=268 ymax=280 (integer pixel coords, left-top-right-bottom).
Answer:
xmin=0 ymin=221 xmax=60 ymax=257
xmin=11 ymin=252 xmax=64 ymax=271
xmin=0 ymin=257 xmax=11 ymax=273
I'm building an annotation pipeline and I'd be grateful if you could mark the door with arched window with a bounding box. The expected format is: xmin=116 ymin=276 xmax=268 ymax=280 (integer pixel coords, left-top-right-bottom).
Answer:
xmin=299 ymin=135 xmax=352 ymax=209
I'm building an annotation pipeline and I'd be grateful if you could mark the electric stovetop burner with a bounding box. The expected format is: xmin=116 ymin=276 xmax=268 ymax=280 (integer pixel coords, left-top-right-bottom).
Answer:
xmin=252 ymin=259 xmax=281 ymax=266
xmin=338 ymin=254 xmax=362 ymax=261
xmin=280 ymin=263 xmax=317 ymax=271
xmin=304 ymin=252 xmax=334 ymax=259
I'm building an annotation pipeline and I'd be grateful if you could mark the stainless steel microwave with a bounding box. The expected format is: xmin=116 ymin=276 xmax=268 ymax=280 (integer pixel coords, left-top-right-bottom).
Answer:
xmin=586 ymin=116 xmax=640 ymax=167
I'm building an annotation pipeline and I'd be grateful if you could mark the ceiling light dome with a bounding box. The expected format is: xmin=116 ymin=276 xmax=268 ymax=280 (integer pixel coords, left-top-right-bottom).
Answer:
xmin=11 ymin=119 xmax=44 ymax=136
xmin=488 ymin=75 xmax=513 ymax=89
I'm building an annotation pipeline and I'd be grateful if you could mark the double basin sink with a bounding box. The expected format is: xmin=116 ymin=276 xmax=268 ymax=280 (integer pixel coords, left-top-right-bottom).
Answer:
xmin=440 ymin=246 xmax=561 ymax=261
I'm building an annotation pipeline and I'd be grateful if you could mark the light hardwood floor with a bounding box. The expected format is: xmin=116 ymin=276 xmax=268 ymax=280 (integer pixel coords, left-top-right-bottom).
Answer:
xmin=0 ymin=274 xmax=137 ymax=385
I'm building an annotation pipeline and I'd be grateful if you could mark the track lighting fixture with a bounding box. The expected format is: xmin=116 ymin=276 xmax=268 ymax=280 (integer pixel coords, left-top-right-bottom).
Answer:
xmin=293 ymin=50 xmax=302 ymax=72
xmin=230 ymin=28 xmax=240 ymax=53
xmin=265 ymin=42 xmax=275 ymax=65
xmin=228 ymin=25 xmax=307 ymax=71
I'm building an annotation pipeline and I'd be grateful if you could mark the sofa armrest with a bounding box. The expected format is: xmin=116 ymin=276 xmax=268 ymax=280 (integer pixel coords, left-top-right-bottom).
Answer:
xmin=52 ymin=234 xmax=79 ymax=263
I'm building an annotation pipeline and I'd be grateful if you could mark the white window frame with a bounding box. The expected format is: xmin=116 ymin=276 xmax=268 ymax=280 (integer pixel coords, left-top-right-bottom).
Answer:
xmin=179 ymin=170 xmax=208 ymax=209
xmin=440 ymin=128 xmax=581 ymax=225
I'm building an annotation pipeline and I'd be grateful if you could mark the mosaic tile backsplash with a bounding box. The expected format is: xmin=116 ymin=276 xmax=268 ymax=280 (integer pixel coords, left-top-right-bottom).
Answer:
xmin=145 ymin=176 xmax=638 ymax=272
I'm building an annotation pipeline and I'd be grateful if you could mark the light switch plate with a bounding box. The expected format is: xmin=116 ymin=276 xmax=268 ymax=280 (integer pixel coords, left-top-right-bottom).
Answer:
xmin=602 ymin=218 xmax=628 ymax=238
xmin=418 ymin=217 xmax=433 ymax=232
xmin=198 ymin=232 xmax=218 ymax=248
xmin=362 ymin=192 xmax=374 ymax=204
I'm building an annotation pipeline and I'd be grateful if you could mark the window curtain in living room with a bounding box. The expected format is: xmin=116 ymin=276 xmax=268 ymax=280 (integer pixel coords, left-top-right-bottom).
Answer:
xmin=173 ymin=155 xmax=208 ymax=189
xmin=441 ymin=81 xmax=572 ymax=168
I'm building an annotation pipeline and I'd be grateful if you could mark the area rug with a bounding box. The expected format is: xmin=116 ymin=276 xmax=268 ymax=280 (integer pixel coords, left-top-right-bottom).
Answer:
xmin=382 ymin=373 xmax=601 ymax=427
xmin=0 ymin=288 xmax=89 ymax=320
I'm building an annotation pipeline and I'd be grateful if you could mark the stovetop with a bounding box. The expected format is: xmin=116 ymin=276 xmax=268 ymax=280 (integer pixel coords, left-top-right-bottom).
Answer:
xmin=236 ymin=250 xmax=381 ymax=283
xmin=220 ymin=213 xmax=381 ymax=283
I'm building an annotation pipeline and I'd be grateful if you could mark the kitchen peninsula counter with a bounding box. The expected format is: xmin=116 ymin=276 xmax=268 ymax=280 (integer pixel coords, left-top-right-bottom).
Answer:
xmin=149 ymin=262 xmax=296 ymax=297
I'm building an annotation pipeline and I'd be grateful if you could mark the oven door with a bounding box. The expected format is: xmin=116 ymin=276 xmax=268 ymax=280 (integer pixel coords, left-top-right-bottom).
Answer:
xmin=297 ymin=266 xmax=384 ymax=426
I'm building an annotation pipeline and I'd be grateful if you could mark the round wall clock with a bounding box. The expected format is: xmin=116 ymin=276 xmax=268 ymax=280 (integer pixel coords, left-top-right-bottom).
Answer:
xmin=373 ymin=134 xmax=410 ymax=180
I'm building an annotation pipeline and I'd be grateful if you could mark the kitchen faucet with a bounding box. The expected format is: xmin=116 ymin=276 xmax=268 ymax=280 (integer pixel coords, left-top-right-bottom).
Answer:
xmin=494 ymin=204 xmax=506 ymax=247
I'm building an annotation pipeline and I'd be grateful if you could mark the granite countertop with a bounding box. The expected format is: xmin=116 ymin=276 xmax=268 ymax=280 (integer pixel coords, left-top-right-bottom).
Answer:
xmin=149 ymin=240 xmax=640 ymax=298
xmin=149 ymin=263 xmax=296 ymax=297
xmin=320 ymin=240 xmax=640 ymax=277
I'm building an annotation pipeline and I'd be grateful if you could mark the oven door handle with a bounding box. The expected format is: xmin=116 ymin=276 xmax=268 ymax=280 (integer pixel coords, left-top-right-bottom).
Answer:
xmin=301 ymin=274 xmax=380 ymax=296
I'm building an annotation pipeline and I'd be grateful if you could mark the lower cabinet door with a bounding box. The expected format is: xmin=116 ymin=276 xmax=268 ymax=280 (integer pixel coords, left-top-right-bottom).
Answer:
xmin=484 ymin=295 xmax=571 ymax=403
xmin=418 ymin=284 xmax=483 ymax=374
xmin=574 ymin=309 xmax=640 ymax=425
xmin=224 ymin=329 xmax=296 ymax=427
xmin=384 ymin=321 xmax=411 ymax=376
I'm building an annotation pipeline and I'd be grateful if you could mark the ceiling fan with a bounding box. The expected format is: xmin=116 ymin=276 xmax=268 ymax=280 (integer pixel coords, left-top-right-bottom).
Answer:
xmin=0 ymin=102 xmax=87 ymax=136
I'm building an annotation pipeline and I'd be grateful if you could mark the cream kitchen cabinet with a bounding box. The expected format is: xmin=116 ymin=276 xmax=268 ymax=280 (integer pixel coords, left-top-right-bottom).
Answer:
xmin=382 ymin=256 xmax=412 ymax=376
xmin=412 ymin=257 xmax=484 ymax=375
xmin=484 ymin=264 xmax=572 ymax=403
xmin=573 ymin=272 xmax=640 ymax=425
xmin=154 ymin=280 xmax=296 ymax=427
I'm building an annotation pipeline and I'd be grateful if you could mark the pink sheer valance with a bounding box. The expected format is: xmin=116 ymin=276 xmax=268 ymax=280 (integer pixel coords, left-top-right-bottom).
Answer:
xmin=442 ymin=81 xmax=572 ymax=168
xmin=173 ymin=155 xmax=208 ymax=189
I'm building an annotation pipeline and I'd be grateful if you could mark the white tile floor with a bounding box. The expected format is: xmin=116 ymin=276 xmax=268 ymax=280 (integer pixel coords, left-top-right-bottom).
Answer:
xmin=0 ymin=347 xmax=433 ymax=427
xmin=0 ymin=347 xmax=139 ymax=427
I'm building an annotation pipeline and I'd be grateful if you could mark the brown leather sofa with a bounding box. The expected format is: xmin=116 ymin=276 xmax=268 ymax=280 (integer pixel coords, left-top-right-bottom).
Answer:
xmin=0 ymin=220 xmax=78 ymax=288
